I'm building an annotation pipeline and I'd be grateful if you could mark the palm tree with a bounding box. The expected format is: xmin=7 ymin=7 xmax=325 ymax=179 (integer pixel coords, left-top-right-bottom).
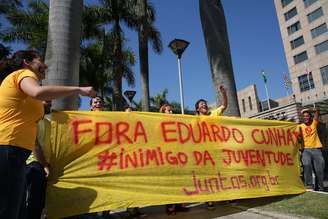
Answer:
xmin=89 ymin=0 xmax=138 ymax=111
xmin=135 ymin=0 xmax=162 ymax=112
xmin=80 ymin=32 xmax=112 ymax=98
xmin=80 ymin=31 xmax=136 ymax=99
xmin=199 ymin=0 xmax=240 ymax=116
xmin=1 ymin=1 xmax=103 ymax=58
xmin=45 ymin=0 xmax=83 ymax=110
xmin=0 ymin=0 xmax=48 ymax=55
xmin=150 ymin=88 xmax=168 ymax=110
xmin=0 ymin=0 xmax=21 ymax=14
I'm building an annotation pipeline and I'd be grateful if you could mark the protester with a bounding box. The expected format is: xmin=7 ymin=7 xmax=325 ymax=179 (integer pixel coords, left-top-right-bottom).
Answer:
xmin=159 ymin=104 xmax=173 ymax=114
xmin=298 ymin=108 xmax=325 ymax=192
xmin=123 ymin=106 xmax=147 ymax=218
xmin=159 ymin=103 xmax=189 ymax=215
xmin=19 ymin=100 xmax=52 ymax=219
xmin=90 ymin=96 xmax=104 ymax=111
xmin=194 ymin=85 xmax=228 ymax=210
xmin=195 ymin=85 xmax=227 ymax=116
xmin=124 ymin=106 xmax=133 ymax=112
xmin=0 ymin=50 xmax=96 ymax=219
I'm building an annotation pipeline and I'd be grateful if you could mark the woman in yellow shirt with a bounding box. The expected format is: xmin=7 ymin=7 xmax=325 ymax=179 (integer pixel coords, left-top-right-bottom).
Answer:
xmin=0 ymin=50 xmax=96 ymax=219
xmin=194 ymin=85 xmax=228 ymax=210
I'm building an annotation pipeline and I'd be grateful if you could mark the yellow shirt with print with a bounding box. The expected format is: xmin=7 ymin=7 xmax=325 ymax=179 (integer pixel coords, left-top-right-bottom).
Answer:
xmin=210 ymin=105 xmax=225 ymax=116
xmin=298 ymin=119 xmax=322 ymax=149
xmin=0 ymin=69 xmax=43 ymax=150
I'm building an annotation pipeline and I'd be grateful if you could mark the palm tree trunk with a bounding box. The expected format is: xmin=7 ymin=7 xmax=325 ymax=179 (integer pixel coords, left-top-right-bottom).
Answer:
xmin=112 ymin=75 xmax=123 ymax=110
xmin=199 ymin=0 xmax=240 ymax=116
xmin=138 ymin=0 xmax=150 ymax=112
xmin=45 ymin=0 xmax=83 ymax=110
xmin=112 ymin=19 xmax=124 ymax=111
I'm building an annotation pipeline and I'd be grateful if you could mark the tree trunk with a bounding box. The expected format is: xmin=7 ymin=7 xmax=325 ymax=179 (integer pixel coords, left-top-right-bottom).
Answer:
xmin=45 ymin=0 xmax=83 ymax=110
xmin=112 ymin=75 xmax=123 ymax=111
xmin=138 ymin=0 xmax=150 ymax=112
xmin=199 ymin=0 xmax=240 ymax=116
xmin=112 ymin=19 xmax=124 ymax=111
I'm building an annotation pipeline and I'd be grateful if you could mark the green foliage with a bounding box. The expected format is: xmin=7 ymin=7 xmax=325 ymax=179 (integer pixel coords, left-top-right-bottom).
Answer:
xmin=132 ymin=89 xmax=191 ymax=114
xmin=134 ymin=0 xmax=162 ymax=54
xmin=86 ymin=0 xmax=138 ymax=110
xmin=150 ymin=88 xmax=168 ymax=110
xmin=0 ymin=0 xmax=21 ymax=14
xmin=0 ymin=0 xmax=49 ymax=55
xmin=80 ymin=31 xmax=136 ymax=99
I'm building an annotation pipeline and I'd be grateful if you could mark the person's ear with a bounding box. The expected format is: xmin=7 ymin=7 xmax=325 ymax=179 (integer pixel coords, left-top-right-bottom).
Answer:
xmin=22 ymin=59 xmax=31 ymax=67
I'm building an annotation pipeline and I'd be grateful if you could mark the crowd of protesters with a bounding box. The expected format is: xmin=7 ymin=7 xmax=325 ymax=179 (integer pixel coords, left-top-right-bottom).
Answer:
xmin=0 ymin=50 xmax=326 ymax=219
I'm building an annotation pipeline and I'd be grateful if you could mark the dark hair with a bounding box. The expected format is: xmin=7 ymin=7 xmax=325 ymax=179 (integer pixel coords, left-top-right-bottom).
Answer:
xmin=0 ymin=50 xmax=40 ymax=81
xmin=124 ymin=106 xmax=133 ymax=111
xmin=89 ymin=96 xmax=104 ymax=106
xmin=195 ymin=99 xmax=207 ymax=114
xmin=159 ymin=104 xmax=172 ymax=113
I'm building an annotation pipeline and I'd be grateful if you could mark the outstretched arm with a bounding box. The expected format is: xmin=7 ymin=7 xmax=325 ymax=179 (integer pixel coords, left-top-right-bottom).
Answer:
xmin=313 ymin=107 xmax=319 ymax=121
xmin=20 ymin=77 xmax=96 ymax=100
xmin=219 ymin=85 xmax=228 ymax=110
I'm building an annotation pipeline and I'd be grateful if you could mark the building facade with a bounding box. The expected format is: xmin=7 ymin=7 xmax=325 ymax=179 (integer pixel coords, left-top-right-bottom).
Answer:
xmin=274 ymin=0 xmax=328 ymax=105
xmin=237 ymin=84 xmax=302 ymax=122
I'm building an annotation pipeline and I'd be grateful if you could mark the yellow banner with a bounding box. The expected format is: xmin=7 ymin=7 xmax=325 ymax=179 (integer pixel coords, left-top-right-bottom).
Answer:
xmin=44 ymin=111 xmax=305 ymax=218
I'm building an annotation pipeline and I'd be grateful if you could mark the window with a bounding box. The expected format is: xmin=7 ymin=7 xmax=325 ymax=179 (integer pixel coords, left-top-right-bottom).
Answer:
xmin=287 ymin=21 xmax=301 ymax=35
xmin=321 ymin=65 xmax=328 ymax=85
xmin=298 ymin=73 xmax=315 ymax=92
xmin=290 ymin=36 xmax=304 ymax=49
xmin=248 ymin=96 xmax=253 ymax=111
xmin=307 ymin=7 xmax=323 ymax=23
xmin=282 ymin=0 xmax=293 ymax=7
xmin=284 ymin=7 xmax=298 ymax=21
xmin=242 ymin=99 xmax=246 ymax=113
xmin=315 ymin=40 xmax=328 ymax=54
xmin=304 ymin=0 xmax=318 ymax=8
xmin=293 ymin=51 xmax=308 ymax=64
xmin=311 ymin=23 xmax=327 ymax=38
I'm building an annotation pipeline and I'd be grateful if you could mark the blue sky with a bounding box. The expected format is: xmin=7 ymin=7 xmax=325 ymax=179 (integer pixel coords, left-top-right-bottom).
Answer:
xmin=1 ymin=0 xmax=290 ymax=111
xmin=86 ymin=0 xmax=289 ymax=111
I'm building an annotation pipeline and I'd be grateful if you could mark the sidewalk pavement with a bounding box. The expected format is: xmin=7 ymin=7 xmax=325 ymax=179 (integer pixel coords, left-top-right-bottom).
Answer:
xmin=109 ymin=202 xmax=313 ymax=219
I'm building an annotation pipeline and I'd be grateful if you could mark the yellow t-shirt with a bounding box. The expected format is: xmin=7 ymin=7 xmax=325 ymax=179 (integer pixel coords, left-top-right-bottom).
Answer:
xmin=0 ymin=69 xmax=44 ymax=150
xmin=210 ymin=105 xmax=225 ymax=116
xmin=26 ymin=118 xmax=48 ymax=164
xmin=298 ymin=119 xmax=322 ymax=148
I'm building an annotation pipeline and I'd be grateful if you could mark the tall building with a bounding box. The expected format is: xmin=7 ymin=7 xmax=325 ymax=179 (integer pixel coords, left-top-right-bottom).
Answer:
xmin=274 ymin=0 xmax=328 ymax=106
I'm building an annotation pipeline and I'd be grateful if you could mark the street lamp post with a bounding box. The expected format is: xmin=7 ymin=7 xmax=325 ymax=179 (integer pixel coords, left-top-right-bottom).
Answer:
xmin=168 ymin=39 xmax=190 ymax=114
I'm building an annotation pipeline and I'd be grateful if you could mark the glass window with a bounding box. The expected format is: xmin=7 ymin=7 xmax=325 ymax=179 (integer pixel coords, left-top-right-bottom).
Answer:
xmin=284 ymin=7 xmax=298 ymax=21
xmin=290 ymin=36 xmax=304 ymax=49
xmin=311 ymin=23 xmax=327 ymax=38
xmin=242 ymin=99 xmax=246 ymax=113
xmin=287 ymin=21 xmax=301 ymax=35
xmin=320 ymin=65 xmax=328 ymax=85
xmin=304 ymin=0 xmax=318 ymax=8
xmin=307 ymin=7 xmax=323 ymax=23
xmin=282 ymin=0 xmax=293 ymax=7
xmin=248 ymin=96 xmax=253 ymax=111
xmin=315 ymin=40 xmax=328 ymax=55
xmin=293 ymin=51 xmax=308 ymax=64
xmin=298 ymin=73 xmax=315 ymax=92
